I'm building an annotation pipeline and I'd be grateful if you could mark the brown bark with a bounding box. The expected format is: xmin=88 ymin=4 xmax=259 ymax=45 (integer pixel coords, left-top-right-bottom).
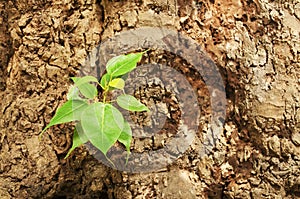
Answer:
xmin=0 ymin=0 xmax=299 ymax=198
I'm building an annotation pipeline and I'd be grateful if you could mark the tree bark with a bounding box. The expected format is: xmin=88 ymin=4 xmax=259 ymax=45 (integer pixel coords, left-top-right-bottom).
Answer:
xmin=0 ymin=0 xmax=299 ymax=198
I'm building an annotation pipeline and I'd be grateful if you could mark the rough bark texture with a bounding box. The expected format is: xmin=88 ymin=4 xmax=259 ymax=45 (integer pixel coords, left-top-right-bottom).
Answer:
xmin=0 ymin=0 xmax=299 ymax=198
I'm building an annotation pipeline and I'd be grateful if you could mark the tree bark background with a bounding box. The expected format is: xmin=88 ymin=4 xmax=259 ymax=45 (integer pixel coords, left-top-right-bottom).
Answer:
xmin=0 ymin=0 xmax=299 ymax=198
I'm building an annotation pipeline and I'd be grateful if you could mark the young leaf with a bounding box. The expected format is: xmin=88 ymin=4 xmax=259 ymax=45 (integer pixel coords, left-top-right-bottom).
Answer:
xmin=118 ymin=121 xmax=132 ymax=153
xmin=106 ymin=52 xmax=143 ymax=78
xmin=65 ymin=123 xmax=88 ymax=159
xmin=109 ymin=78 xmax=125 ymax=90
xmin=100 ymin=73 xmax=111 ymax=89
xmin=71 ymin=76 xmax=99 ymax=99
xmin=117 ymin=94 xmax=149 ymax=112
xmin=41 ymin=100 xmax=88 ymax=135
xmin=81 ymin=102 xmax=124 ymax=155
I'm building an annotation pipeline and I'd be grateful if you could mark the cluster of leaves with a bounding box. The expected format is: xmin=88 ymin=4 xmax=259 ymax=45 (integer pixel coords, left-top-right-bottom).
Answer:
xmin=40 ymin=51 xmax=149 ymax=161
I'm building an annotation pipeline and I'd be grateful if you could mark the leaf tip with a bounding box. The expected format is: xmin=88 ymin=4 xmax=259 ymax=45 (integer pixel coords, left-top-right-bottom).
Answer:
xmin=39 ymin=128 xmax=47 ymax=140
xmin=64 ymin=152 xmax=71 ymax=159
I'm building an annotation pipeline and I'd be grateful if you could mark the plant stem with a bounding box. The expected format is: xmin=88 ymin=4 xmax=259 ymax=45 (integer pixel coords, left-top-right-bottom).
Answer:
xmin=103 ymin=90 xmax=107 ymax=103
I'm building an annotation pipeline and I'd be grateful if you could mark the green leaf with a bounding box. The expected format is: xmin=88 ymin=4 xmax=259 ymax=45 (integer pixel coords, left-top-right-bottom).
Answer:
xmin=100 ymin=73 xmax=111 ymax=89
xmin=67 ymin=85 xmax=81 ymax=100
xmin=118 ymin=121 xmax=132 ymax=153
xmin=79 ymin=83 xmax=98 ymax=99
xmin=117 ymin=94 xmax=149 ymax=112
xmin=81 ymin=102 xmax=124 ymax=155
xmin=71 ymin=76 xmax=99 ymax=85
xmin=71 ymin=76 xmax=99 ymax=99
xmin=109 ymin=78 xmax=125 ymax=90
xmin=106 ymin=52 xmax=143 ymax=78
xmin=41 ymin=100 xmax=88 ymax=135
xmin=65 ymin=123 xmax=88 ymax=159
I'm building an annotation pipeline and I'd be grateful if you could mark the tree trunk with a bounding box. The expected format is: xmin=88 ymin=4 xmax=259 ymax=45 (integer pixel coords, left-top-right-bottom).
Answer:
xmin=0 ymin=0 xmax=299 ymax=198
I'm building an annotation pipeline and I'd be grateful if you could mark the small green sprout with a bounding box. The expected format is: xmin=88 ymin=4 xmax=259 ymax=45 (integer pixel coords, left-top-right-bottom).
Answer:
xmin=40 ymin=51 xmax=149 ymax=163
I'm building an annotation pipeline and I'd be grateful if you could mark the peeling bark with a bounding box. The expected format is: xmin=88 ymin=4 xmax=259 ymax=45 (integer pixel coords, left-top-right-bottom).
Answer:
xmin=0 ymin=0 xmax=299 ymax=198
